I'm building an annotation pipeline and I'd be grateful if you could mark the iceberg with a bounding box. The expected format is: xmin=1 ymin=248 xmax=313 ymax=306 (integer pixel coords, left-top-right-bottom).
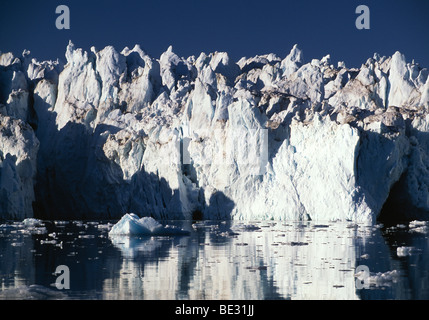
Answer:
xmin=2 ymin=43 xmax=429 ymax=223
xmin=108 ymin=213 xmax=190 ymax=236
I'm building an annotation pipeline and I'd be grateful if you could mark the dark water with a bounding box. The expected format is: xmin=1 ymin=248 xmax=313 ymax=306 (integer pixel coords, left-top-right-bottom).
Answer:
xmin=0 ymin=218 xmax=428 ymax=300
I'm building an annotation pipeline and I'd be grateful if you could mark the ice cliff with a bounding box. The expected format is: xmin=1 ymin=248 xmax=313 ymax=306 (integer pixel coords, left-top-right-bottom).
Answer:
xmin=1 ymin=42 xmax=429 ymax=223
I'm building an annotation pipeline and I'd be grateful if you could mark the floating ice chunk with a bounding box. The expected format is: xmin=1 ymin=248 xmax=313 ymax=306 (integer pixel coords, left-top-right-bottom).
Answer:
xmin=397 ymin=246 xmax=414 ymax=257
xmin=108 ymin=213 xmax=190 ymax=236
xmin=409 ymin=220 xmax=428 ymax=228
xmin=0 ymin=219 xmax=47 ymax=234
xmin=97 ymin=222 xmax=113 ymax=230
xmin=22 ymin=218 xmax=44 ymax=227
xmin=368 ymin=270 xmax=400 ymax=287
xmin=26 ymin=226 xmax=48 ymax=235
xmin=409 ymin=220 xmax=429 ymax=233
xmin=40 ymin=239 xmax=57 ymax=245
xmin=78 ymin=234 xmax=95 ymax=239
xmin=22 ymin=218 xmax=47 ymax=234
xmin=54 ymin=221 xmax=69 ymax=225
xmin=410 ymin=227 xmax=428 ymax=233
xmin=72 ymin=220 xmax=84 ymax=227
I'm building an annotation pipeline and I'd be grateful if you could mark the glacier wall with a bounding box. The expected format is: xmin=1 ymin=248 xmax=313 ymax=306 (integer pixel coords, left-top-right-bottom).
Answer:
xmin=1 ymin=42 xmax=429 ymax=223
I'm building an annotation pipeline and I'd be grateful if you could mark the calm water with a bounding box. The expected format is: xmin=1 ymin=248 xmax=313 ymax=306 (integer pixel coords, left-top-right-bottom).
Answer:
xmin=0 ymin=218 xmax=428 ymax=300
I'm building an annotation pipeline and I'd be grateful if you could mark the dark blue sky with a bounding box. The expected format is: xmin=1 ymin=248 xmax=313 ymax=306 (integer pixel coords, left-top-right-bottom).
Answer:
xmin=1 ymin=0 xmax=428 ymax=68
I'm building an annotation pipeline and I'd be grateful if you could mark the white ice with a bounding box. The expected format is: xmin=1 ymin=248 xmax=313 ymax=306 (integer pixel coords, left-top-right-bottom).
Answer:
xmin=108 ymin=213 xmax=190 ymax=236
xmin=2 ymin=43 xmax=429 ymax=223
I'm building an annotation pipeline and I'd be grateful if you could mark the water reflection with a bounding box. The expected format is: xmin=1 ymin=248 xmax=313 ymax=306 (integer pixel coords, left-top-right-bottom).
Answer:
xmin=0 ymin=219 xmax=428 ymax=299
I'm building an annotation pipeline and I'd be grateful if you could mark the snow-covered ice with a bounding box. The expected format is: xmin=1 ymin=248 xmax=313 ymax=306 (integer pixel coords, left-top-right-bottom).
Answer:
xmin=2 ymin=43 xmax=429 ymax=223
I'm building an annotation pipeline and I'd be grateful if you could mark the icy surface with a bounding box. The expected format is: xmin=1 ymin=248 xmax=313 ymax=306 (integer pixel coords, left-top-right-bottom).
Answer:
xmin=2 ymin=44 xmax=429 ymax=222
xmin=108 ymin=213 xmax=190 ymax=236
xmin=0 ymin=116 xmax=39 ymax=220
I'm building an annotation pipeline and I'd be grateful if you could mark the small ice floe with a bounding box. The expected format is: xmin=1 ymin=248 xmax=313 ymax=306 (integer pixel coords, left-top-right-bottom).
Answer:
xmin=22 ymin=218 xmax=44 ymax=227
xmin=40 ymin=239 xmax=58 ymax=245
xmin=72 ymin=220 xmax=85 ymax=228
xmin=97 ymin=222 xmax=113 ymax=230
xmin=54 ymin=220 xmax=69 ymax=225
xmin=108 ymin=213 xmax=190 ymax=236
xmin=78 ymin=234 xmax=95 ymax=239
xmin=408 ymin=220 xmax=429 ymax=233
xmin=27 ymin=226 xmax=48 ymax=235
xmin=396 ymin=246 xmax=416 ymax=257
xmin=11 ymin=242 xmax=24 ymax=247
xmin=48 ymin=232 xmax=57 ymax=238
xmin=1 ymin=219 xmax=47 ymax=235
xmin=368 ymin=270 xmax=400 ymax=287
xmin=24 ymin=218 xmax=47 ymax=235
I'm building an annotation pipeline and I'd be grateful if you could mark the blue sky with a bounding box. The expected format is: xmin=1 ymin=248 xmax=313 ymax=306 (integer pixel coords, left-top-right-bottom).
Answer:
xmin=1 ymin=0 xmax=428 ymax=68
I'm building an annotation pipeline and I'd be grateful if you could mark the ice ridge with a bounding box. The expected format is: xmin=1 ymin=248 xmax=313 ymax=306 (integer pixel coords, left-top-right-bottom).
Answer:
xmin=1 ymin=42 xmax=429 ymax=223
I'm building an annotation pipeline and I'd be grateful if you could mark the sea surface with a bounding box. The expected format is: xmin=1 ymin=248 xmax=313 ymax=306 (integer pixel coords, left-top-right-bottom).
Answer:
xmin=0 ymin=218 xmax=428 ymax=300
